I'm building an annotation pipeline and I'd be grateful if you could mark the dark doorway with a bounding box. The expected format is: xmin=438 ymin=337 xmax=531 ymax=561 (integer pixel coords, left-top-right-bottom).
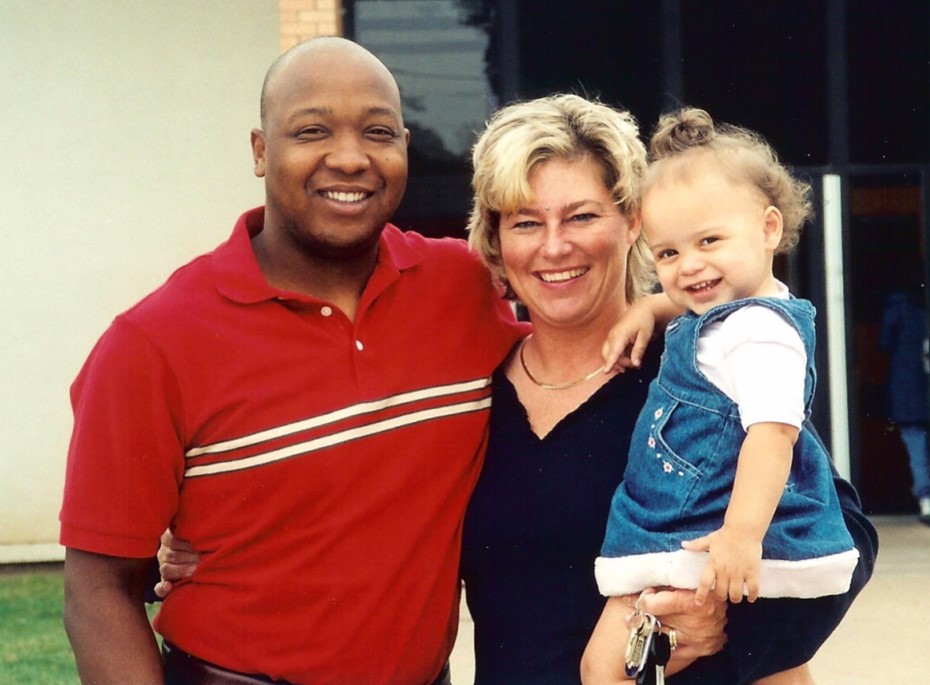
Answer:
xmin=848 ymin=183 xmax=926 ymax=514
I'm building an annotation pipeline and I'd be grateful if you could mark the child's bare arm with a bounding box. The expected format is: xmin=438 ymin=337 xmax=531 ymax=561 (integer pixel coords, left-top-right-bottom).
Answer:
xmin=682 ymin=422 xmax=799 ymax=603
xmin=602 ymin=293 xmax=683 ymax=373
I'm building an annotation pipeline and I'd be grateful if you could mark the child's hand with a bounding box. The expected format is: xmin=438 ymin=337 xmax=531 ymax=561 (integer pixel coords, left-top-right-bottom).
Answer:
xmin=602 ymin=300 xmax=657 ymax=373
xmin=682 ymin=527 xmax=762 ymax=605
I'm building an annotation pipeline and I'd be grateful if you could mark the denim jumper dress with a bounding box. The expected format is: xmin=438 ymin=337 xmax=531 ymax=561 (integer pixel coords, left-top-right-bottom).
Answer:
xmin=595 ymin=297 xmax=859 ymax=599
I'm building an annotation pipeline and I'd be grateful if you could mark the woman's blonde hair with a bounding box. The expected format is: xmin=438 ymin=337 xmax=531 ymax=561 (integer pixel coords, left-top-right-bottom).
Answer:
xmin=467 ymin=93 xmax=654 ymax=302
xmin=645 ymin=107 xmax=813 ymax=253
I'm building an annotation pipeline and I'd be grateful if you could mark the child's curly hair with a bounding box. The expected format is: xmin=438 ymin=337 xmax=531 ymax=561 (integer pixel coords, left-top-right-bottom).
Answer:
xmin=645 ymin=108 xmax=813 ymax=253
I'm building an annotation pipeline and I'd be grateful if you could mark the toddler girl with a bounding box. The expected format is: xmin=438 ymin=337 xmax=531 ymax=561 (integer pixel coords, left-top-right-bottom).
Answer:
xmin=589 ymin=108 xmax=859 ymax=685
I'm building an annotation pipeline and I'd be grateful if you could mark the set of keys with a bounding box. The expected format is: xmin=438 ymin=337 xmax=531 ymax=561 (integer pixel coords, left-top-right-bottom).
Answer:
xmin=624 ymin=608 xmax=672 ymax=685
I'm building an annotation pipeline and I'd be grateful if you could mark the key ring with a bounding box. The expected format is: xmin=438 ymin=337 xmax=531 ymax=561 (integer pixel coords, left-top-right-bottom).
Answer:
xmin=633 ymin=587 xmax=657 ymax=613
xmin=624 ymin=590 xmax=662 ymax=679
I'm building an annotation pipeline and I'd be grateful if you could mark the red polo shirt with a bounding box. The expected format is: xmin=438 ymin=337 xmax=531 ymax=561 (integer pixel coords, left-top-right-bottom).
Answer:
xmin=61 ymin=207 xmax=526 ymax=685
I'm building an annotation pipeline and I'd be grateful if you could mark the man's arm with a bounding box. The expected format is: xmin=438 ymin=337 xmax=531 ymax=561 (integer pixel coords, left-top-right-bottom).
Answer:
xmin=64 ymin=548 xmax=164 ymax=684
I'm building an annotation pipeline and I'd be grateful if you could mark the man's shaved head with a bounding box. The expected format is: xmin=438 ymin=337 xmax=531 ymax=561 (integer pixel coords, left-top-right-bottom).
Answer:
xmin=250 ymin=34 xmax=409 ymax=274
xmin=259 ymin=37 xmax=400 ymax=128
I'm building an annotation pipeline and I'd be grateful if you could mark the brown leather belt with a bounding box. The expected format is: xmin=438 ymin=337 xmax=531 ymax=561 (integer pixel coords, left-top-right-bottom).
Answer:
xmin=163 ymin=641 xmax=287 ymax=684
xmin=162 ymin=641 xmax=451 ymax=685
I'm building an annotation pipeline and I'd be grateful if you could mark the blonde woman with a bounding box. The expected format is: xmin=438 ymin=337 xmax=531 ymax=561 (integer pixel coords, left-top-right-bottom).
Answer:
xmin=463 ymin=96 xmax=874 ymax=685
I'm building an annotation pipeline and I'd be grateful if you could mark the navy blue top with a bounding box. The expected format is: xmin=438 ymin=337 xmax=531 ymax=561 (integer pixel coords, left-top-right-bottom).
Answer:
xmin=460 ymin=341 xmax=878 ymax=685
xmin=461 ymin=345 xmax=660 ymax=685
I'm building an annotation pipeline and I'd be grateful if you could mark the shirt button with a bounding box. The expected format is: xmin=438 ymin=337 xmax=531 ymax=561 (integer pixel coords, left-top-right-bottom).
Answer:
xmin=355 ymin=340 xmax=364 ymax=351
xmin=320 ymin=306 xmax=333 ymax=317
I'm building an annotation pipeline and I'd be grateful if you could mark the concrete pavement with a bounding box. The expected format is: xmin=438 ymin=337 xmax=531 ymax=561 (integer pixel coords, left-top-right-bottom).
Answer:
xmin=450 ymin=515 xmax=930 ymax=683
xmin=810 ymin=516 xmax=930 ymax=683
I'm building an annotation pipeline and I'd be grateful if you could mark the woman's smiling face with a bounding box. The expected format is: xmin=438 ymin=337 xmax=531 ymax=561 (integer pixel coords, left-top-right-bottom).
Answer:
xmin=498 ymin=156 xmax=640 ymax=330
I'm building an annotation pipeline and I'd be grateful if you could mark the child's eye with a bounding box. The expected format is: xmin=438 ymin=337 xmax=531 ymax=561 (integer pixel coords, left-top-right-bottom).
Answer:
xmin=700 ymin=236 xmax=719 ymax=246
xmin=656 ymin=249 xmax=677 ymax=260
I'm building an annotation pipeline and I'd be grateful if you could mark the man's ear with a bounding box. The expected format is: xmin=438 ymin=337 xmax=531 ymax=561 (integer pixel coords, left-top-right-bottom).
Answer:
xmin=762 ymin=205 xmax=784 ymax=250
xmin=251 ymin=128 xmax=266 ymax=178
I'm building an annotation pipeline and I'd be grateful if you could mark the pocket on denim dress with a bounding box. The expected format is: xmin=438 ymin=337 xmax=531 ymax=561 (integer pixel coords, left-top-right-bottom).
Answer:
xmin=624 ymin=398 xmax=706 ymax=528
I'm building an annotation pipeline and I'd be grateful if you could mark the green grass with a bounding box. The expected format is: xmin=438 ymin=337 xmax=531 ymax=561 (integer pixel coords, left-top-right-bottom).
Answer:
xmin=0 ymin=569 xmax=76 ymax=684
xmin=0 ymin=567 xmax=159 ymax=684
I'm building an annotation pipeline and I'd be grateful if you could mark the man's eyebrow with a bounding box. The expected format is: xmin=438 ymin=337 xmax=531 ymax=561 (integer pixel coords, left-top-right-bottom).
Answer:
xmin=364 ymin=106 xmax=400 ymax=118
xmin=286 ymin=106 xmax=331 ymax=123
xmin=286 ymin=106 xmax=400 ymax=124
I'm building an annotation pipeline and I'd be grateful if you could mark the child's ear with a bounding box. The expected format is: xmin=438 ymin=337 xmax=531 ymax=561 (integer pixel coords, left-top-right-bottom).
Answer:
xmin=762 ymin=206 xmax=783 ymax=250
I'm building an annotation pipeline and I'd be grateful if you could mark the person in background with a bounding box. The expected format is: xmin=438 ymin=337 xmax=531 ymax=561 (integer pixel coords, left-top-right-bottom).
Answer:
xmin=880 ymin=281 xmax=930 ymax=525
xmin=583 ymin=108 xmax=872 ymax=685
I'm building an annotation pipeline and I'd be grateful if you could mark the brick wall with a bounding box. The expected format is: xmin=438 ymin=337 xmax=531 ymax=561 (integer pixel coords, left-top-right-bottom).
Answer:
xmin=279 ymin=0 xmax=343 ymax=51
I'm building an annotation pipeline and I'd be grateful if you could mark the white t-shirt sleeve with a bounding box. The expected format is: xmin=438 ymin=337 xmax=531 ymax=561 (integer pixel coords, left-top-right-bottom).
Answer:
xmin=696 ymin=305 xmax=808 ymax=431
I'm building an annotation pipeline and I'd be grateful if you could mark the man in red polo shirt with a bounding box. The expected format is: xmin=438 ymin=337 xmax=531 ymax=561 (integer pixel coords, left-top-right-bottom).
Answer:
xmin=60 ymin=37 xmax=525 ymax=685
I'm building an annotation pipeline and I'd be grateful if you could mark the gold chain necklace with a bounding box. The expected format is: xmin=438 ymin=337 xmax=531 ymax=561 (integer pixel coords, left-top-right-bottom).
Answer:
xmin=518 ymin=336 xmax=604 ymax=390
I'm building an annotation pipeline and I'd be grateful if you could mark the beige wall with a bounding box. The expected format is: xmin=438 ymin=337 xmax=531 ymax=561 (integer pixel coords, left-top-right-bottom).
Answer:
xmin=0 ymin=1 xmax=281 ymax=562
xmin=279 ymin=0 xmax=343 ymax=50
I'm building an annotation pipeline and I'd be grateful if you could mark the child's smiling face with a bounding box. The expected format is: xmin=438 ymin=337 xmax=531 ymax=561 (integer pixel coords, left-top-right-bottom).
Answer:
xmin=642 ymin=166 xmax=784 ymax=315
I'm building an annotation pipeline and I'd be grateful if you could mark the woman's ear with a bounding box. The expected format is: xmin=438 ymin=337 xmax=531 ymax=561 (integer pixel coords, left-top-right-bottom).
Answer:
xmin=626 ymin=211 xmax=643 ymax=246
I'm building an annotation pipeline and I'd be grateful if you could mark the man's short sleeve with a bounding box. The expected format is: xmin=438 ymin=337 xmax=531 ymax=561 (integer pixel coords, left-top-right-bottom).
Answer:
xmin=60 ymin=318 xmax=185 ymax=558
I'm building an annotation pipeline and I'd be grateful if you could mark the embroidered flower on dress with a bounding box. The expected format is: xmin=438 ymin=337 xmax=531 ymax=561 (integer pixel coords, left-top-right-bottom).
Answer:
xmin=663 ymin=462 xmax=674 ymax=474
xmin=654 ymin=408 xmax=663 ymax=419
xmin=648 ymin=436 xmax=656 ymax=449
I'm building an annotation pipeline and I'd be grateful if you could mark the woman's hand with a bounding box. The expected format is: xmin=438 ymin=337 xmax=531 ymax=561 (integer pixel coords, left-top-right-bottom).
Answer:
xmin=638 ymin=587 xmax=728 ymax=668
xmin=581 ymin=588 xmax=725 ymax=684
xmin=153 ymin=529 xmax=200 ymax=599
